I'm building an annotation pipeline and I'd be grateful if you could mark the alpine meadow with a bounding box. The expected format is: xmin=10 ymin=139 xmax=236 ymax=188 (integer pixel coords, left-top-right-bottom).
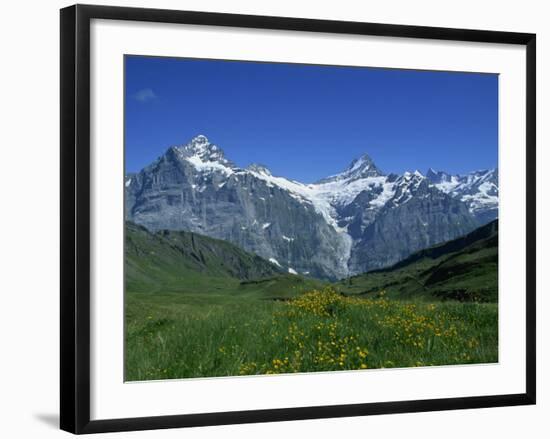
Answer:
xmin=124 ymin=56 xmax=498 ymax=381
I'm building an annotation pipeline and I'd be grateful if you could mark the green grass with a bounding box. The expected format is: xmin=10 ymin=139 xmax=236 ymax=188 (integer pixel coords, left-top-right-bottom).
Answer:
xmin=124 ymin=221 xmax=499 ymax=381
xmin=336 ymin=222 xmax=498 ymax=302
xmin=125 ymin=288 xmax=498 ymax=381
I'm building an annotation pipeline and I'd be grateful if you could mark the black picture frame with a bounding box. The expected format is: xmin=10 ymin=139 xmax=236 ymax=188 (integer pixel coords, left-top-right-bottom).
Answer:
xmin=60 ymin=4 xmax=536 ymax=434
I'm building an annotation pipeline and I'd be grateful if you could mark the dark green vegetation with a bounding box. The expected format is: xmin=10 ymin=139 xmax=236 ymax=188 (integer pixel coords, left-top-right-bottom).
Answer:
xmin=125 ymin=221 xmax=498 ymax=381
xmin=126 ymin=222 xmax=323 ymax=299
xmin=337 ymin=220 xmax=498 ymax=302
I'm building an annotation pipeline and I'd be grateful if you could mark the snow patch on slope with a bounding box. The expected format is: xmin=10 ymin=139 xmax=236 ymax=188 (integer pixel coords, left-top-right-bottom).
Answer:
xmin=313 ymin=176 xmax=392 ymax=207
xmin=430 ymin=169 xmax=498 ymax=213
xmin=461 ymin=180 xmax=498 ymax=213
xmin=185 ymin=154 xmax=235 ymax=176
xmin=433 ymin=175 xmax=461 ymax=193
xmin=369 ymin=180 xmax=396 ymax=207
xmin=248 ymin=169 xmax=345 ymax=233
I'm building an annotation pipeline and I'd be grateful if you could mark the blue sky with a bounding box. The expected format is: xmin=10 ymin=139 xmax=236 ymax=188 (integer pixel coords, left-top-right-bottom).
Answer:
xmin=125 ymin=56 xmax=498 ymax=183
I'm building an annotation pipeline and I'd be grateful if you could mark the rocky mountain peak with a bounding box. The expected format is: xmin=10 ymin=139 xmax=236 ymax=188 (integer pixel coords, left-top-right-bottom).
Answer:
xmin=317 ymin=152 xmax=383 ymax=184
xmin=395 ymin=170 xmax=426 ymax=190
xmin=191 ymin=134 xmax=209 ymax=144
xmin=176 ymin=134 xmax=223 ymax=158
xmin=341 ymin=153 xmax=383 ymax=179
xmin=387 ymin=171 xmax=428 ymax=205
xmin=247 ymin=163 xmax=272 ymax=175
xmin=467 ymin=168 xmax=497 ymax=181
xmin=170 ymin=135 xmax=235 ymax=170
xmin=127 ymin=135 xmax=498 ymax=278
xmin=426 ymin=168 xmax=454 ymax=184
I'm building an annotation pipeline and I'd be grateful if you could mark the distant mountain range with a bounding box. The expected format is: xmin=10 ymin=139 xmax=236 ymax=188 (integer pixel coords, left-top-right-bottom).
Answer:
xmin=125 ymin=135 xmax=498 ymax=279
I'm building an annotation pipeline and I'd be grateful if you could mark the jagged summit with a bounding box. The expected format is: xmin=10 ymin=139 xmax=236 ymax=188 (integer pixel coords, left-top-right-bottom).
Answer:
xmin=340 ymin=153 xmax=383 ymax=179
xmin=170 ymin=134 xmax=235 ymax=169
xmin=426 ymin=167 xmax=438 ymax=179
xmin=403 ymin=170 xmax=424 ymax=178
xmin=426 ymin=168 xmax=454 ymax=184
xmin=175 ymin=134 xmax=221 ymax=155
xmin=426 ymin=168 xmax=497 ymax=186
xmin=317 ymin=152 xmax=383 ymax=184
xmin=390 ymin=170 xmax=428 ymax=204
xmin=127 ymin=135 xmax=499 ymax=279
xmin=247 ymin=163 xmax=272 ymax=175
xmin=192 ymin=134 xmax=209 ymax=144
xmin=159 ymin=135 xmax=238 ymax=177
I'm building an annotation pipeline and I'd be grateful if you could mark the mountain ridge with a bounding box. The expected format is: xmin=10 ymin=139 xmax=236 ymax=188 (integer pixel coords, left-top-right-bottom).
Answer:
xmin=338 ymin=219 xmax=498 ymax=302
xmin=126 ymin=134 xmax=498 ymax=279
xmin=126 ymin=221 xmax=281 ymax=290
xmin=125 ymin=221 xmax=324 ymax=299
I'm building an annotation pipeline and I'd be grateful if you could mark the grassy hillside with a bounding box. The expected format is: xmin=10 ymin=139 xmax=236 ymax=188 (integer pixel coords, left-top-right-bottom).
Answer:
xmin=336 ymin=220 xmax=498 ymax=302
xmin=126 ymin=221 xmax=324 ymax=299
xmin=125 ymin=221 xmax=498 ymax=381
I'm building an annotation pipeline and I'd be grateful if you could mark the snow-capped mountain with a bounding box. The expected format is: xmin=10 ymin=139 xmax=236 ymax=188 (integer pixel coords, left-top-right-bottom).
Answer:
xmin=172 ymin=134 xmax=237 ymax=174
xmin=426 ymin=167 xmax=498 ymax=224
xmin=126 ymin=135 xmax=497 ymax=279
xmin=317 ymin=153 xmax=383 ymax=183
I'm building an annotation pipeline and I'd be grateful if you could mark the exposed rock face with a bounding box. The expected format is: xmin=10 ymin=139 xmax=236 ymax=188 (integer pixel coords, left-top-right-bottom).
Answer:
xmin=426 ymin=167 xmax=499 ymax=224
xmin=345 ymin=174 xmax=479 ymax=272
xmin=125 ymin=136 xmax=351 ymax=279
xmin=126 ymin=135 xmax=498 ymax=279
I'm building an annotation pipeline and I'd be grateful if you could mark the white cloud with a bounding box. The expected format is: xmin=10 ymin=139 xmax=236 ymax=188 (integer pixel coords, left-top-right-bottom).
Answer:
xmin=133 ymin=88 xmax=156 ymax=102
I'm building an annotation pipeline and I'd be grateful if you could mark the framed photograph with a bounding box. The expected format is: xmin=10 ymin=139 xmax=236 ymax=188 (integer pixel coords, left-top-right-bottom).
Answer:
xmin=60 ymin=4 xmax=536 ymax=434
